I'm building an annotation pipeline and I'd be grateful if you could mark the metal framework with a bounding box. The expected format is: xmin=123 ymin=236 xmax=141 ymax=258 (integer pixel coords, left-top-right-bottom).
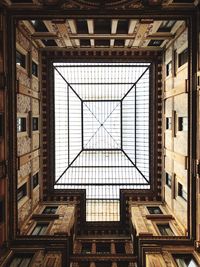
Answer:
xmin=53 ymin=62 xmax=151 ymax=220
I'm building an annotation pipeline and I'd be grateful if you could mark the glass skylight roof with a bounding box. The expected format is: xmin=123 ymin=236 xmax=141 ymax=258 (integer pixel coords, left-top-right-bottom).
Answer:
xmin=53 ymin=62 xmax=151 ymax=221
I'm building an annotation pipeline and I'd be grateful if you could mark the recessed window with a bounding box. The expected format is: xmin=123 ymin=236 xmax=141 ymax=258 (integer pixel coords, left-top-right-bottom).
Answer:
xmin=178 ymin=182 xmax=187 ymax=201
xmin=96 ymin=243 xmax=110 ymax=254
xmin=17 ymin=183 xmax=27 ymax=202
xmin=157 ymin=223 xmax=174 ymax=236
xmin=166 ymin=117 xmax=172 ymax=130
xmin=148 ymin=40 xmax=163 ymax=46
xmin=178 ymin=48 xmax=188 ymax=67
xmin=42 ymin=206 xmax=58 ymax=214
xmin=81 ymin=243 xmax=92 ymax=254
xmin=147 ymin=206 xmax=163 ymax=215
xmin=9 ymin=253 xmax=33 ymax=267
xmin=31 ymin=20 xmax=48 ymax=32
xmin=42 ymin=39 xmax=57 ymax=47
xmin=16 ymin=50 xmax=26 ymax=68
xmin=157 ymin=20 xmax=176 ymax=32
xmin=32 ymin=173 xmax=39 ymax=189
xmin=178 ymin=117 xmax=187 ymax=131
xmin=31 ymin=223 xmax=49 ymax=235
xmin=32 ymin=61 xmax=38 ymax=77
xmin=17 ymin=118 xmax=26 ymax=133
xmin=173 ymin=254 xmax=199 ymax=267
xmin=166 ymin=61 xmax=172 ymax=76
xmin=166 ymin=173 xmax=172 ymax=188
xmin=32 ymin=117 xmax=39 ymax=131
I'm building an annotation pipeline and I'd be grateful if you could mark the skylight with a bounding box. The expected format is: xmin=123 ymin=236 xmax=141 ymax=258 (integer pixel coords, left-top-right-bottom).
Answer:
xmin=53 ymin=62 xmax=151 ymax=221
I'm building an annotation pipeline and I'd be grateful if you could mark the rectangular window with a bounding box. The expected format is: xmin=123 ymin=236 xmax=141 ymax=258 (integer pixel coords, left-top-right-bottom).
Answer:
xmin=166 ymin=173 xmax=172 ymax=188
xmin=148 ymin=40 xmax=163 ymax=46
xmin=96 ymin=243 xmax=110 ymax=254
xmin=17 ymin=118 xmax=26 ymax=133
xmin=16 ymin=50 xmax=26 ymax=68
xmin=81 ymin=243 xmax=92 ymax=254
xmin=173 ymin=254 xmax=199 ymax=267
xmin=147 ymin=206 xmax=163 ymax=215
xmin=31 ymin=223 xmax=49 ymax=235
xmin=157 ymin=20 xmax=175 ymax=32
xmin=42 ymin=206 xmax=58 ymax=214
xmin=32 ymin=61 xmax=38 ymax=77
xmin=9 ymin=253 xmax=33 ymax=267
xmin=166 ymin=117 xmax=172 ymax=130
xmin=178 ymin=182 xmax=187 ymax=201
xmin=178 ymin=117 xmax=187 ymax=131
xmin=32 ymin=173 xmax=39 ymax=189
xmin=178 ymin=48 xmax=188 ymax=67
xmin=166 ymin=61 xmax=172 ymax=76
xmin=32 ymin=117 xmax=39 ymax=131
xmin=157 ymin=223 xmax=174 ymax=236
xmin=17 ymin=183 xmax=27 ymax=202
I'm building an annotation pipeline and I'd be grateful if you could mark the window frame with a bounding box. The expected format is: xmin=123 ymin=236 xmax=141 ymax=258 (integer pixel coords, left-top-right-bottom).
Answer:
xmin=30 ymin=222 xmax=49 ymax=236
xmin=147 ymin=206 xmax=163 ymax=215
xmin=172 ymin=253 xmax=199 ymax=267
xmin=156 ymin=222 xmax=175 ymax=236
xmin=42 ymin=206 xmax=58 ymax=215
xmin=17 ymin=183 xmax=27 ymax=202
xmin=8 ymin=253 xmax=34 ymax=267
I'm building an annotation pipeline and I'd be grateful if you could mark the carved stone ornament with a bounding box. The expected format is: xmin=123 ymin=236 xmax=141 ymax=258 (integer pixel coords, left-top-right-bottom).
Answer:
xmin=61 ymin=0 xmax=143 ymax=10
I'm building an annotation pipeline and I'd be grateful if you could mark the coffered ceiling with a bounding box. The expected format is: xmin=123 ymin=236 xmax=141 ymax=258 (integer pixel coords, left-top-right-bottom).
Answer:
xmin=18 ymin=18 xmax=185 ymax=50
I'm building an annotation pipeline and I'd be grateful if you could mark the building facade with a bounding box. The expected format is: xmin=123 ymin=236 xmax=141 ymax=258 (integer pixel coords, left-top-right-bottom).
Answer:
xmin=0 ymin=0 xmax=200 ymax=266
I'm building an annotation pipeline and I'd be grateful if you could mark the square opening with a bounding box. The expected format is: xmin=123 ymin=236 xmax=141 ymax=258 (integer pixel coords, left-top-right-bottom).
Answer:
xmin=53 ymin=62 xmax=151 ymax=221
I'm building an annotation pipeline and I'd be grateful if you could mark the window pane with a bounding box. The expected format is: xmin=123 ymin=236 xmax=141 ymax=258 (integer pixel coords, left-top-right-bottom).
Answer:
xmin=42 ymin=206 xmax=58 ymax=214
xmin=16 ymin=51 xmax=26 ymax=68
xmin=157 ymin=223 xmax=174 ymax=236
xmin=17 ymin=118 xmax=26 ymax=133
xmin=174 ymin=254 xmax=199 ymax=267
xmin=17 ymin=184 xmax=27 ymax=202
xmin=147 ymin=206 xmax=163 ymax=214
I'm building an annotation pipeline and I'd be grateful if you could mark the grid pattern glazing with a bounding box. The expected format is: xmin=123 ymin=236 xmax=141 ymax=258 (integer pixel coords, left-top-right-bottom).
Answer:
xmin=53 ymin=62 xmax=150 ymax=221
